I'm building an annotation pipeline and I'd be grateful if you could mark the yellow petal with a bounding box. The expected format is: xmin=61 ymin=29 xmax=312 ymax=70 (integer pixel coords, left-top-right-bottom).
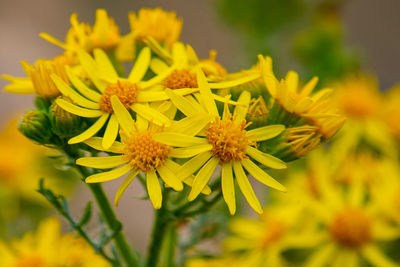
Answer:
xmin=299 ymin=76 xmax=318 ymax=98
xmin=114 ymin=168 xmax=139 ymax=206
xmin=94 ymin=49 xmax=118 ymax=83
xmin=241 ymin=158 xmax=286 ymax=192
xmin=156 ymin=165 xmax=183 ymax=191
xmin=84 ymin=137 xmax=124 ymax=153
xmin=286 ymin=71 xmax=299 ymax=93
xmin=153 ymin=132 xmax=208 ymax=147
xmin=138 ymin=67 xmax=173 ymax=89
xmin=246 ymin=125 xmax=285 ymax=142
xmin=76 ymin=155 xmax=127 ymax=169
xmin=196 ymin=68 xmax=219 ymax=116
xmin=246 ymin=146 xmax=286 ymax=170
xmin=110 ymin=95 xmax=135 ymax=134
xmin=304 ymin=244 xmax=336 ymax=267
xmin=78 ymin=50 xmax=107 ymax=92
xmin=233 ymin=161 xmax=262 ymax=214
xmin=66 ymin=68 xmax=101 ymax=102
xmin=51 ymin=74 xmax=99 ymax=109
xmin=147 ymin=169 xmax=162 ymax=209
xmin=221 ymin=163 xmax=236 ymax=215
xmin=170 ymin=144 xmax=213 ymax=158
xmin=39 ymin=32 xmax=68 ymax=50
xmin=165 ymin=89 xmax=200 ymax=116
xmin=172 ymin=42 xmax=188 ymax=68
xmin=86 ymin=164 xmax=132 ymax=183
xmin=165 ymin=159 xmax=211 ymax=195
xmin=102 ymin=114 xmax=119 ymax=149
xmin=55 ymin=98 xmax=103 ymax=118
xmin=128 ymin=47 xmax=151 ymax=82
xmin=150 ymin=58 xmax=169 ymax=74
xmin=136 ymin=114 xmax=148 ymax=131
xmin=208 ymin=73 xmax=260 ymax=89
xmin=68 ymin=114 xmax=109 ymax=144
xmin=131 ymin=103 xmax=171 ymax=127
xmin=177 ymin=151 xmax=212 ymax=181
xmin=169 ymin=113 xmax=213 ymax=136
xmin=2 ymin=75 xmax=34 ymax=94
xmin=188 ymin=157 xmax=219 ymax=201
xmin=233 ymin=91 xmax=250 ymax=122
xmin=362 ymin=245 xmax=399 ymax=267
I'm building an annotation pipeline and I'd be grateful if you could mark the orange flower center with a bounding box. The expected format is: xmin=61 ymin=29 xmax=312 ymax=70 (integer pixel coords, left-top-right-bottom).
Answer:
xmin=260 ymin=219 xmax=286 ymax=248
xmin=329 ymin=207 xmax=372 ymax=248
xmin=163 ymin=69 xmax=197 ymax=89
xmin=206 ymin=117 xmax=252 ymax=163
xmin=16 ymin=255 xmax=44 ymax=267
xmin=99 ymin=81 xmax=138 ymax=113
xmin=122 ymin=130 xmax=170 ymax=172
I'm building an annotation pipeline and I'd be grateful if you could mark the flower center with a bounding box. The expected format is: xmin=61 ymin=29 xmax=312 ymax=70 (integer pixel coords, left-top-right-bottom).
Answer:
xmin=16 ymin=255 xmax=44 ymax=267
xmin=99 ymin=81 xmax=138 ymax=113
xmin=329 ymin=207 xmax=372 ymax=248
xmin=122 ymin=130 xmax=171 ymax=172
xmin=163 ymin=69 xmax=197 ymax=89
xmin=260 ymin=219 xmax=285 ymax=248
xmin=206 ymin=117 xmax=252 ymax=163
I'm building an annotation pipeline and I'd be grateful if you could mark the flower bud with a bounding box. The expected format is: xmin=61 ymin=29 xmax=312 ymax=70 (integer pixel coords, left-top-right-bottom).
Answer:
xmin=18 ymin=110 xmax=52 ymax=144
xmin=49 ymin=96 xmax=82 ymax=138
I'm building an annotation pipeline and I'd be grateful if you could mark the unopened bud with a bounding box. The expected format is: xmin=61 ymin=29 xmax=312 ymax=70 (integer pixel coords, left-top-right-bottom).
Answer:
xmin=18 ymin=110 xmax=52 ymax=144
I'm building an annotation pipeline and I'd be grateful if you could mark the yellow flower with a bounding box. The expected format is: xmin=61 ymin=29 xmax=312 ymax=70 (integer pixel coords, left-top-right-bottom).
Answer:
xmin=259 ymin=55 xmax=344 ymax=140
xmin=224 ymin=205 xmax=318 ymax=267
xmin=52 ymin=48 xmax=197 ymax=149
xmin=129 ymin=8 xmax=183 ymax=47
xmin=299 ymin=168 xmax=400 ymax=267
xmin=335 ymin=75 xmax=381 ymax=120
xmin=40 ymin=9 xmax=120 ymax=54
xmin=77 ymin=96 xmax=211 ymax=209
xmin=146 ymin=38 xmax=258 ymax=87
xmin=153 ymin=69 xmax=287 ymax=214
xmin=382 ymin=84 xmax=400 ymax=140
xmin=185 ymin=256 xmax=248 ymax=267
xmin=0 ymin=217 xmax=110 ymax=267
xmin=2 ymin=53 xmax=75 ymax=98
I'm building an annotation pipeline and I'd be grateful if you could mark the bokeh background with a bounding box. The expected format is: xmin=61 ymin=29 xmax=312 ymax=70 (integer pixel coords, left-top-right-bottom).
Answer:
xmin=0 ymin=0 xmax=399 ymax=252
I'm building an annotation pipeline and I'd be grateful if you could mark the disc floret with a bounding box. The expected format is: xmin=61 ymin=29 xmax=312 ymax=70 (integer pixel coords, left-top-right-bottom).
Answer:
xmin=99 ymin=81 xmax=138 ymax=113
xmin=163 ymin=69 xmax=197 ymax=89
xmin=206 ymin=117 xmax=253 ymax=163
xmin=122 ymin=130 xmax=171 ymax=172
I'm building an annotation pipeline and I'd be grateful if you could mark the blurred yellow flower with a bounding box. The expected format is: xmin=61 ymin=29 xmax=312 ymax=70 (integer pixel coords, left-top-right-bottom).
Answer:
xmin=224 ymin=205 xmax=318 ymax=267
xmin=382 ymin=84 xmax=400 ymax=140
xmin=0 ymin=217 xmax=110 ymax=267
xmin=40 ymin=9 xmax=120 ymax=54
xmin=129 ymin=8 xmax=183 ymax=47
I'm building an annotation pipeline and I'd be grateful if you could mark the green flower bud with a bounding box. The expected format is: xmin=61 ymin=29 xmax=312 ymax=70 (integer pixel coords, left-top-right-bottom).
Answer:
xmin=18 ymin=110 xmax=52 ymax=144
xmin=34 ymin=96 xmax=53 ymax=112
xmin=49 ymin=96 xmax=82 ymax=138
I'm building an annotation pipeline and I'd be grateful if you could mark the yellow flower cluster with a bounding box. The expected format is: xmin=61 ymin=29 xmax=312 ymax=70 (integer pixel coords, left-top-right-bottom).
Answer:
xmin=2 ymin=8 xmax=342 ymax=216
xmin=0 ymin=217 xmax=110 ymax=267
xmin=187 ymin=75 xmax=400 ymax=267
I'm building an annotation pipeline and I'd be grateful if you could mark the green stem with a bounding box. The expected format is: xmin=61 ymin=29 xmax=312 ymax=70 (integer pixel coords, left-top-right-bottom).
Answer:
xmin=164 ymin=225 xmax=177 ymax=267
xmin=146 ymin=189 xmax=171 ymax=267
xmin=63 ymin=146 xmax=139 ymax=267
xmin=87 ymin=183 xmax=139 ymax=267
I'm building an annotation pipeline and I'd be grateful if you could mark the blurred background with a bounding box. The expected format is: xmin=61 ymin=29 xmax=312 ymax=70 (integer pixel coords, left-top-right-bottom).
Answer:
xmin=0 ymin=0 xmax=399 ymax=253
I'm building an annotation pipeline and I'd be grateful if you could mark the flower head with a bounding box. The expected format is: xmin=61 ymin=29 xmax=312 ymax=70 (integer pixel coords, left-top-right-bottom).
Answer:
xmin=0 ymin=217 xmax=110 ymax=267
xmin=153 ymin=69 xmax=287 ymax=214
xmin=129 ymin=8 xmax=182 ymax=47
xmin=40 ymin=9 xmax=120 ymax=55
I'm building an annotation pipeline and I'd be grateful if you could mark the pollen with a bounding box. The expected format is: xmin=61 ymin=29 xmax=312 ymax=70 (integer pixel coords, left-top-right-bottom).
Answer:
xmin=206 ymin=117 xmax=252 ymax=163
xmin=122 ymin=130 xmax=171 ymax=172
xmin=163 ymin=69 xmax=198 ymax=89
xmin=99 ymin=81 xmax=138 ymax=113
xmin=329 ymin=207 xmax=372 ymax=248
